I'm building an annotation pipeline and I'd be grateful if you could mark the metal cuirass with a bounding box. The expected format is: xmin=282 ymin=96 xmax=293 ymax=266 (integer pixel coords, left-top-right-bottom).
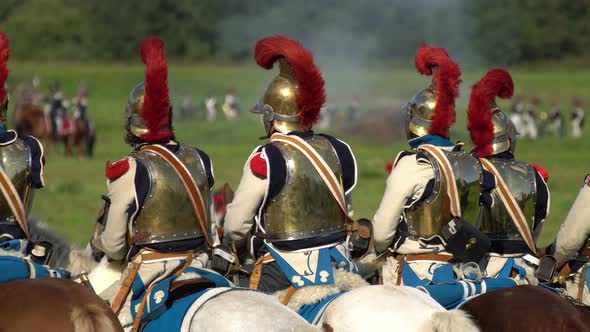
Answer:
xmin=130 ymin=145 xmax=211 ymax=245
xmin=480 ymin=158 xmax=536 ymax=240
xmin=404 ymin=149 xmax=482 ymax=239
xmin=0 ymin=138 xmax=33 ymax=222
xmin=261 ymin=135 xmax=346 ymax=241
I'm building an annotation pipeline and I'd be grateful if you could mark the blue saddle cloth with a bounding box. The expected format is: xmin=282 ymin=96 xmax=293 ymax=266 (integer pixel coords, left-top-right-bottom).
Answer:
xmin=131 ymin=267 xmax=234 ymax=331
xmin=297 ymin=292 xmax=343 ymax=325
xmin=401 ymin=257 xmax=526 ymax=309
xmin=0 ymin=255 xmax=70 ymax=283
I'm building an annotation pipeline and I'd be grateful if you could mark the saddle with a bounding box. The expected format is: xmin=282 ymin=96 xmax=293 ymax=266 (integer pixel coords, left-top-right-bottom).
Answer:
xmin=169 ymin=278 xmax=216 ymax=303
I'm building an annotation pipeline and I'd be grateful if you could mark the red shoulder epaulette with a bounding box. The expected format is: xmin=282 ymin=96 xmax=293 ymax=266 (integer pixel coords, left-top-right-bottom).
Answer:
xmin=531 ymin=163 xmax=549 ymax=183
xmin=106 ymin=158 xmax=130 ymax=180
xmin=250 ymin=152 xmax=267 ymax=178
xmin=585 ymin=174 xmax=590 ymax=187
xmin=385 ymin=161 xmax=394 ymax=174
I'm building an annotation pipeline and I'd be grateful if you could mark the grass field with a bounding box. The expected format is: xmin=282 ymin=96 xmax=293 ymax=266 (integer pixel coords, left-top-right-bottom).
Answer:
xmin=7 ymin=61 xmax=590 ymax=247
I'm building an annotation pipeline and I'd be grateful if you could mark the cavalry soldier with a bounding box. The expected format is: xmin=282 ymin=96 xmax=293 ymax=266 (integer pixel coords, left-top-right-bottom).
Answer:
xmin=466 ymin=69 xmax=550 ymax=284
xmin=554 ymin=174 xmax=590 ymax=303
xmin=90 ymin=37 xmax=227 ymax=330
xmin=223 ymin=36 xmax=362 ymax=322
xmin=374 ymin=44 xmax=469 ymax=260
xmin=0 ymin=33 xmax=46 ymax=257
xmin=373 ymin=45 xmax=520 ymax=308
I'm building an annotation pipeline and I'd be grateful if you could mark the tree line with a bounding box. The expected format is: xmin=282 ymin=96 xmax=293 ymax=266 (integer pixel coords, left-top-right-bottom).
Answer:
xmin=1 ymin=0 xmax=589 ymax=65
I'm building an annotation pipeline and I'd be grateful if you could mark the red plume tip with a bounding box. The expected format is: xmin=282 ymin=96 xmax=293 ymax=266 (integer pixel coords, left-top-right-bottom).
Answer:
xmin=467 ymin=69 xmax=514 ymax=158
xmin=0 ymin=32 xmax=10 ymax=103
xmin=254 ymin=35 xmax=325 ymax=129
xmin=414 ymin=43 xmax=462 ymax=138
xmin=139 ymin=36 xmax=172 ymax=142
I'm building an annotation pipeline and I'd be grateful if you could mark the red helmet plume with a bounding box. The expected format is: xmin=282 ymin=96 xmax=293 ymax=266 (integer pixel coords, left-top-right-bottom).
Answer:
xmin=140 ymin=36 xmax=172 ymax=142
xmin=255 ymin=35 xmax=325 ymax=129
xmin=0 ymin=32 xmax=10 ymax=103
xmin=415 ymin=43 xmax=462 ymax=138
xmin=467 ymin=69 xmax=514 ymax=158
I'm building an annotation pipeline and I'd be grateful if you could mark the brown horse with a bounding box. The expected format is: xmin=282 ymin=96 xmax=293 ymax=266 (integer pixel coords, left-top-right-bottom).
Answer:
xmin=461 ymin=285 xmax=590 ymax=331
xmin=14 ymin=86 xmax=95 ymax=157
xmin=0 ymin=278 xmax=122 ymax=332
xmin=65 ymin=117 xmax=95 ymax=157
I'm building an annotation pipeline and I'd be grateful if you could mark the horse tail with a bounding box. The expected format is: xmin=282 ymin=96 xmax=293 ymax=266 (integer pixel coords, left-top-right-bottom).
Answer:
xmin=427 ymin=309 xmax=480 ymax=332
xmin=70 ymin=303 xmax=122 ymax=332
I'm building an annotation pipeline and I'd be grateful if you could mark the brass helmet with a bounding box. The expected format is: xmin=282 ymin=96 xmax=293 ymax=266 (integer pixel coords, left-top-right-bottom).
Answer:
xmin=0 ymin=32 xmax=10 ymax=128
xmin=251 ymin=36 xmax=325 ymax=137
xmin=125 ymin=37 xmax=173 ymax=143
xmin=405 ymin=44 xmax=461 ymax=140
xmin=467 ymin=69 xmax=516 ymax=157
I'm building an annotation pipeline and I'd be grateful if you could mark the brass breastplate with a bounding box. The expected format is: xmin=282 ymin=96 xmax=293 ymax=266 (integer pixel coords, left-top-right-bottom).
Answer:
xmin=262 ymin=135 xmax=346 ymax=241
xmin=481 ymin=158 xmax=537 ymax=240
xmin=0 ymin=139 xmax=33 ymax=222
xmin=404 ymin=149 xmax=482 ymax=239
xmin=131 ymin=145 xmax=211 ymax=245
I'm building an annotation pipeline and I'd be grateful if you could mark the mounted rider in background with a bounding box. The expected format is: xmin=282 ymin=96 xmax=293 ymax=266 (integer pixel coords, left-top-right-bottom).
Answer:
xmin=466 ymin=69 xmax=550 ymax=285
xmin=89 ymin=37 xmax=228 ymax=331
xmin=223 ymin=35 xmax=366 ymax=324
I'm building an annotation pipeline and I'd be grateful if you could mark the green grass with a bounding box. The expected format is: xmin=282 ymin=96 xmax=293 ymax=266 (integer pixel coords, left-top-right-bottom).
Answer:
xmin=8 ymin=62 xmax=590 ymax=247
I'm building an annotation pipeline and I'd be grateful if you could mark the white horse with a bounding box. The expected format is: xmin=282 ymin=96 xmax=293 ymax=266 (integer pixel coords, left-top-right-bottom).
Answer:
xmin=9 ymin=220 xmax=480 ymax=331
xmin=323 ymin=285 xmax=478 ymax=332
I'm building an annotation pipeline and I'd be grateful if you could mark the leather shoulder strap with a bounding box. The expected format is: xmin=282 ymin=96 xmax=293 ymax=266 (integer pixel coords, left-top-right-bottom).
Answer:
xmin=140 ymin=145 xmax=211 ymax=246
xmin=271 ymin=133 xmax=347 ymax=214
xmin=480 ymin=158 xmax=537 ymax=255
xmin=0 ymin=166 xmax=29 ymax=239
xmin=417 ymin=144 xmax=461 ymax=217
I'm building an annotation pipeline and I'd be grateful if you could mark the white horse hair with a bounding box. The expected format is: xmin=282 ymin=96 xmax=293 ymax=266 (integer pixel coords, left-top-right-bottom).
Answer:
xmin=322 ymin=285 xmax=479 ymax=332
xmin=274 ymin=269 xmax=369 ymax=311
xmin=189 ymin=290 xmax=320 ymax=332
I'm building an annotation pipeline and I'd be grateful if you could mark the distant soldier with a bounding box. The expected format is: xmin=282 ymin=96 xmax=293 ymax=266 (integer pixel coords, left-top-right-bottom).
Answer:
xmin=178 ymin=95 xmax=194 ymax=119
xmin=510 ymin=95 xmax=526 ymax=136
xmin=72 ymin=81 xmax=89 ymax=122
xmin=572 ymin=98 xmax=585 ymax=138
xmin=522 ymin=97 xmax=539 ymax=139
xmin=548 ymin=102 xmax=564 ymax=137
xmin=47 ymin=81 xmax=66 ymax=139
xmin=222 ymin=88 xmax=239 ymax=120
xmin=205 ymin=94 xmax=217 ymax=122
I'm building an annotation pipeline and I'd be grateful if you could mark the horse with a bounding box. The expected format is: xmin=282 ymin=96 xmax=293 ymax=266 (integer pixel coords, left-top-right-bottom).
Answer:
xmin=14 ymin=87 xmax=95 ymax=158
xmin=0 ymin=278 xmax=123 ymax=332
xmin=460 ymin=285 xmax=590 ymax=331
xmin=322 ymin=285 xmax=478 ymax=332
xmin=65 ymin=116 xmax=96 ymax=158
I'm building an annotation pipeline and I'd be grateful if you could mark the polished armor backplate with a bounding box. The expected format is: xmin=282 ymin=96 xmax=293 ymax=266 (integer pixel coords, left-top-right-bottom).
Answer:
xmin=480 ymin=158 xmax=537 ymax=240
xmin=262 ymin=135 xmax=346 ymax=241
xmin=404 ymin=149 xmax=482 ymax=239
xmin=131 ymin=145 xmax=211 ymax=245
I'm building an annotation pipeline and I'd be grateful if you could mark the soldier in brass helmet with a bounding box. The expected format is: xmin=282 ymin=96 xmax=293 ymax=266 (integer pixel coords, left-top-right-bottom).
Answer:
xmin=374 ymin=45 xmax=496 ymax=293
xmin=89 ymin=37 xmax=225 ymax=329
xmin=223 ymin=36 xmax=362 ymax=317
xmin=466 ymin=69 xmax=550 ymax=285
xmin=0 ymin=32 xmax=46 ymax=258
